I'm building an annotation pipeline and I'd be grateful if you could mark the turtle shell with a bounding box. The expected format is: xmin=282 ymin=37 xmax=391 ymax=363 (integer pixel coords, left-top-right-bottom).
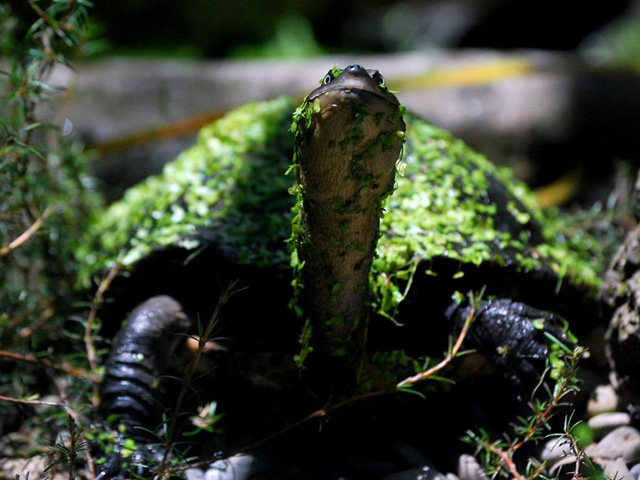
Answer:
xmin=78 ymin=95 xmax=602 ymax=345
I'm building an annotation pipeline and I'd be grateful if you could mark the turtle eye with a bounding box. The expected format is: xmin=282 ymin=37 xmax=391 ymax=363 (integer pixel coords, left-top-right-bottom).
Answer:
xmin=323 ymin=73 xmax=333 ymax=85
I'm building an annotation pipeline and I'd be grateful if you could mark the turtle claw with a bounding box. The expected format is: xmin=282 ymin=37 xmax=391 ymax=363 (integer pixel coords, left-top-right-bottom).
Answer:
xmin=447 ymin=298 xmax=571 ymax=388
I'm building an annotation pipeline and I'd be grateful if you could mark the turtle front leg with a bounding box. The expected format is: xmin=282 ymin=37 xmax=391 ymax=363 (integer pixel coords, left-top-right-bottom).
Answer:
xmin=95 ymin=295 xmax=191 ymax=479
xmin=446 ymin=298 xmax=571 ymax=388
xmin=99 ymin=295 xmax=191 ymax=435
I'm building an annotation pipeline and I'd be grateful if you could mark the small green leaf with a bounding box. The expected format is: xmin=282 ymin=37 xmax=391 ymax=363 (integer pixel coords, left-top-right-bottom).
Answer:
xmin=532 ymin=319 xmax=545 ymax=330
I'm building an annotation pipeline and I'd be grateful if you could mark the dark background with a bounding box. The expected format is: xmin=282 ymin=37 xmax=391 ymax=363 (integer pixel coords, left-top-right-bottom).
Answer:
xmin=6 ymin=0 xmax=640 ymax=59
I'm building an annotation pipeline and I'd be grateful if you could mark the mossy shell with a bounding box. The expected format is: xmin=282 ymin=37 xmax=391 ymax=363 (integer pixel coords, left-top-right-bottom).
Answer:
xmin=78 ymin=96 xmax=603 ymax=322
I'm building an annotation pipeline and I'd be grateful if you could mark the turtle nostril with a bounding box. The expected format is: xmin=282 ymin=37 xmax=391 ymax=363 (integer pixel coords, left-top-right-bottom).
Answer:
xmin=345 ymin=64 xmax=365 ymax=73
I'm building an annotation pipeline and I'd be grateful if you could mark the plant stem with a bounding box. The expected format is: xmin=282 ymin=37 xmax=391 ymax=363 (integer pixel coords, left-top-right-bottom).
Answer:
xmin=157 ymin=282 xmax=240 ymax=476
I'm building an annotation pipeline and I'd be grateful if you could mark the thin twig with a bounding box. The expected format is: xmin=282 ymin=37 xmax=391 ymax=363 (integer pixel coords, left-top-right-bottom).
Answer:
xmin=510 ymin=368 xmax=574 ymax=452
xmin=178 ymin=386 xmax=396 ymax=472
xmin=0 ymin=207 xmax=53 ymax=257
xmin=85 ymin=262 xmax=120 ymax=411
xmin=18 ymin=306 xmax=55 ymax=338
xmin=0 ymin=394 xmax=65 ymax=408
xmin=0 ymin=349 xmax=95 ymax=380
xmin=473 ymin=435 xmax=524 ymax=480
xmin=397 ymin=291 xmax=478 ymax=388
xmin=29 ymin=1 xmax=62 ymax=35
xmin=469 ymin=345 xmax=583 ymax=478
xmin=158 ymin=282 xmax=241 ymax=477
xmin=175 ymin=291 xmax=481 ymax=474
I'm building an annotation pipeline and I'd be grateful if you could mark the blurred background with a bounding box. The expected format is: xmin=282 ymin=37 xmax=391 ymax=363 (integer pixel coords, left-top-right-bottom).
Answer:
xmin=3 ymin=1 xmax=640 ymax=474
xmin=39 ymin=0 xmax=640 ymax=60
xmin=6 ymin=0 xmax=640 ymax=205
xmin=2 ymin=1 xmax=640 ymax=469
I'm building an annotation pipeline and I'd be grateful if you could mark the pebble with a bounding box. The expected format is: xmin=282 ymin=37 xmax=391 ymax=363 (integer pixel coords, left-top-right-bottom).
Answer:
xmin=546 ymin=455 xmax=591 ymax=479
xmin=586 ymin=426 xmax=640 ymax=463
xmin=383 ymin=465 xmax=448 ymax=480
xmin=538 ymin=426 xmax=640 ymax=477
xmin=539 ymin=437 xmax=573 ymax=464
xmin=588 ymin=412 xmax=631 ymax=436
xmin=185 ymin=468 xmax=205 ymax=480
xmin=586 ymin=384 xmax=619 ymax=417
xmin=0 ymin=457 xmax=78 ymax=479
xmin=629 ymin=461 xmax=640 ymax=479
xmin=204 ymin=454 xmax=261 ymax=480
xmin=457 ymin=454 xmax=487 ymax=480
xmin=603 ymin=458 xmax=632 ymax=479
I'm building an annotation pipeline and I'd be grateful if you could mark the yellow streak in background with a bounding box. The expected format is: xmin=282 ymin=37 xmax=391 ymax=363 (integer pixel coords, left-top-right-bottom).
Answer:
xmin=533 ymin=169 xmax=583 ymax=208
xmin=91 ymin=58 xmax=537 ymax=155
xmin=391 ymin=58 xmax=534 ymax=91
xmin=91 ymin=57 xmax=579 ymax=206
xmin=91 ymin=112 xmax=224 ymax=155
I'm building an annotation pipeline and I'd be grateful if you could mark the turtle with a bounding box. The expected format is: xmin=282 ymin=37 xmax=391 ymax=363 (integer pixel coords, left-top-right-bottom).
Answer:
xmin=78 ymin=64 xmax=605 ymax=478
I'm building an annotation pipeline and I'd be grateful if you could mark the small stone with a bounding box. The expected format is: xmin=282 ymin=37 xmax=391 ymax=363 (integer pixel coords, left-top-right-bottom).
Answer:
xmin=588 ymin=412 xmax=631 ymax=435
xmin=586 ymin=426 xmax=640 ymax=463
xmin=629 ymin=462 xmax=640 ymax=479
xmin=539 ymin=436 xmax=573 ymax=464
xmin=586 ymin=384 xmax=619 ymax=417
xmin=383 ymin=465 xmax=448 ymax=480
xmin=185 ymin=468 xmax=205 ymax=480
xmin=457 ymin=454 xmax=487 ymax=480
xmin=603 ymin=458 xmax=632 ymax=479
xmin=547 ymin=456 xmax=590 ymax=479
xmin=204 ymin=454 xmax=260 ymax=480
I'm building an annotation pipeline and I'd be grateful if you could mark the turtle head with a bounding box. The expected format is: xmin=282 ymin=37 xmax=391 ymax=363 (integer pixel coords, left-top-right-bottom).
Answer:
xmin=296 ymin=64 xmax=405 ymax=175
xmin=292 ymin=64 xmax=406 ymax=211
xmin=308 ymin=64 xmax=402 ymax=117
xmin=292 ymin=65 xmax=405 ymax=362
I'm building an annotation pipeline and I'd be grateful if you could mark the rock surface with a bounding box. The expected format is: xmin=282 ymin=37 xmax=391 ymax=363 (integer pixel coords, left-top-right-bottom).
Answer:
xmin=588 ymin=411 xmax=631 ymax=433
xmin=585 ymin=426 xmax=640 ymax=463
xmin=383 ymin=466 xmax=448 ymax=480
xmin=457 ymin=454 xmax=487 ymax=480
xmin=601 ymin=172 xmax=640 ymax=407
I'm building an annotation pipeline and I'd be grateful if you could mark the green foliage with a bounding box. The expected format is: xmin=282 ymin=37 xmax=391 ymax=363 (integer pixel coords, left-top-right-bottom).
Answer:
xmin=45 ymin=415 xmax=87 ymax=479
xmin=466 ymin=338 xmax=587 ymax=479
xmin=0 ymin=0 xmax=100 ymax=453
xmin=582 ymin=8 xmax=640 ymax=65
xmin=185 ymin=401 xmax=224 ymax=437
xmin=230 ymin=13 xmax=324 ymax=59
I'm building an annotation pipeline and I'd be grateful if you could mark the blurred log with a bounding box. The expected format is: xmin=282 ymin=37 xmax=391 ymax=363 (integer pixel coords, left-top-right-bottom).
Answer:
xmin=51 ymin=51 xmax=640 ymax=202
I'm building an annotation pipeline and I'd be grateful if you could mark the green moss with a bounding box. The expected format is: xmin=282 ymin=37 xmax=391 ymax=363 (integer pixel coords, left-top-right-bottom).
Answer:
xmin=80 ymin=101 xmax=603 ymax=326
xmin=78 ymin=96 xmax=297 ymax=283
xmin=371 ymin=115 xmax=604 ymax=318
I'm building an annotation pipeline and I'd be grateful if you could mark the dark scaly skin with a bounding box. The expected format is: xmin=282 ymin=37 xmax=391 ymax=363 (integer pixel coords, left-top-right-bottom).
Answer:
xmin=94 ymin=296 xmax=190 ymax=479
xmin=447 ymin=299 xmax=569 ymax=388
xmin=99 ymin=295 xmax=190 ymax=437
